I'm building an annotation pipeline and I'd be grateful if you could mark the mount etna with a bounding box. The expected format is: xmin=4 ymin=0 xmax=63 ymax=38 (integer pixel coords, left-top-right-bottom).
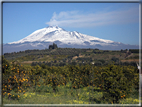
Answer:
xmin=3 ymin=26 xmax=139 ymax=53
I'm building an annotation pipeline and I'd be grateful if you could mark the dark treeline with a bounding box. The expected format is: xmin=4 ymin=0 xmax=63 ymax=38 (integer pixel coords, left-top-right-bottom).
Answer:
xmin=129 ymin=49 xmax=139 ymax=53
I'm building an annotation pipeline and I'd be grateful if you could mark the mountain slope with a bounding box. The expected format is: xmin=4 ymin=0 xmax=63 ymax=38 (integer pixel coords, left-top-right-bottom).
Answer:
xmin=3 ymin=26 xmax=139 ymax=53
xmin=8 ymin=26 xmax=114 ymax=45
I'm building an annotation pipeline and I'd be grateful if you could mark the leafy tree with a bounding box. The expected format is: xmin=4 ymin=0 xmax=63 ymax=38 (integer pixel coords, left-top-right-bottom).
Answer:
xmin=129 ymin=49 xmax=139 ymax=53
xmin=111 ymin=57 xmax=119 ymax=63
xmin=99 ymin=64 xmax=136 ymax=103
xmin=53 ymin=43 xmax=58 ymax=49
xmin=2 ymin=56 xmax=10 ymax=74
xmin=98 ymin=59 xmax=105 ymax=64
xmin=49 ymin=43 xmax=58 ymax=49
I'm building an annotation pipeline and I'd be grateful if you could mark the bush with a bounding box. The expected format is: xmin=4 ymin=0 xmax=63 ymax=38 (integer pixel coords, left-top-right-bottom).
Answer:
xmin=111 ymin=57 xmax=119 ymax=63
xmin=2 ymin=56 xmax=11 ymax=74
xmin=35 ymin=84 xmax=53 ymax=93
xmin=99 ymin=64 xmax=138 ymax=103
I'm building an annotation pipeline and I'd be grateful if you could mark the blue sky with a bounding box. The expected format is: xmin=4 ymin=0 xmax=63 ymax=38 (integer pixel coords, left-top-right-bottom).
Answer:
xmin=3 ymin=3 xmax=139 ymax=45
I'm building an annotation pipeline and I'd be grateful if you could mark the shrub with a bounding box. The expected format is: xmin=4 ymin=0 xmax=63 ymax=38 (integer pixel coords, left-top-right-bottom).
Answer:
xmin=35 ymin=84 xmax=53 ymax=93
xmin=99 ymin=64 xmax=137 ymax=103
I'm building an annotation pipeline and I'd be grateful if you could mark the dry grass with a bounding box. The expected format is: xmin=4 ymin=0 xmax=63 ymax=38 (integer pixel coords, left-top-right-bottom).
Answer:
xmin=121 ymin=59 xmax=139 ymax=63
xmin=72 ymin=56 xmax=78 ymax=60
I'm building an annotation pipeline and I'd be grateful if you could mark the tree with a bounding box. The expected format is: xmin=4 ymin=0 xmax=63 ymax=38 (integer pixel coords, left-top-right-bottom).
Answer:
xmin=2 ymin=56 xmax=10 ymax=74
xmin=49 ymin=45 xmax=53 ymax=49
xmin=53 ymin=43 xmax=58 ymax=49
xmin=100 ymin=64 xmax=134 ymax=103
xmin=111 ymin=57 xmax=119 ymax=63
xmin=49 ymin=43 xmax=58 ymax=49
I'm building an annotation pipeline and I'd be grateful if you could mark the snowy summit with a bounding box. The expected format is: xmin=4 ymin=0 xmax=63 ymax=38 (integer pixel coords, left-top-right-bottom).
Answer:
xmin=8 ymin=26 xmax=115 ymax=46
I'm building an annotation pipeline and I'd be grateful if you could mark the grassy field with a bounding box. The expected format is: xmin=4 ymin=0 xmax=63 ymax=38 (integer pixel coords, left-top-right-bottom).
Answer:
xmin=3 ymin=84 xmax=140 ymax=104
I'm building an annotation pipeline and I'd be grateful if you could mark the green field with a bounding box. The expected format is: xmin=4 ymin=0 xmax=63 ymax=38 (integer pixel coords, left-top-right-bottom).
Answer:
xmin=3 ymin=85 xmax=140 ymax=104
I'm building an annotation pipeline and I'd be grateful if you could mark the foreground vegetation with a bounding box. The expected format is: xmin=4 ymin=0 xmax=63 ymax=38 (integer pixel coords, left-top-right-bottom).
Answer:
xmin=2 ymin=53 xmax=140 ymax=104
xmin=3 ymin=85 xmax=140 ymax=104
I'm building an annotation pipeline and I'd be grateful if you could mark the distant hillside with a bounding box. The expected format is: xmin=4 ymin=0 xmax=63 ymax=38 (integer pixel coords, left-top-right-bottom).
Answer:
xmin=3 ymin=48 xmax=140 ymax=67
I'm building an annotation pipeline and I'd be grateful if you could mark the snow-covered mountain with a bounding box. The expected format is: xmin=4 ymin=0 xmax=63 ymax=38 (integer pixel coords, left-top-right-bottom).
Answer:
xmin=8 ymin=26 xmax=115 ymax=45
xmin=3 ymin=26 xmax=139 ymax=53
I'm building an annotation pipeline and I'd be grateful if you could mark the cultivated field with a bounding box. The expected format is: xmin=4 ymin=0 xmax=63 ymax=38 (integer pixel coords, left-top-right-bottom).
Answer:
xmin=2 ymin=48 xmax=141 ymax=105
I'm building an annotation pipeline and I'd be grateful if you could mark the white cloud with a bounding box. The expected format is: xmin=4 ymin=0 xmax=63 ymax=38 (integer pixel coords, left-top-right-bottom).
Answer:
xmin=46 ymin=6 xmax=139 ymax=28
